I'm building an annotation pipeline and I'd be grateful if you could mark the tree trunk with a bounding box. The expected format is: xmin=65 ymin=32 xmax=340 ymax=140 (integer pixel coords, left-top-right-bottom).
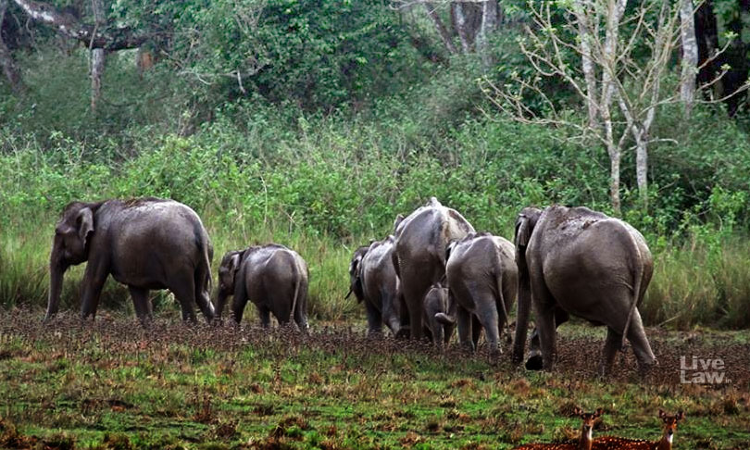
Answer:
xmin=680 ymin=0 xmax=698 ymax=116
xmin=608 ymin=142 xmax=622 ymax=216
xmin=477 ymin=0 xmax=498 ymax=68
xmin=574 ymin=0 xmax=598 ymax=128
xmin=423 ymin=1 xmax=457 ymax=55
xmin=0 ymin=0 xmax=23 ymax=92
xmin=451 ymin=2 xmax=471 ymax=54
xmin=635 ymin=130 xmax=648 ymax=209
xmin=90 ymin=0 xmax=105 ymax=112
xmin=601 ymin=0 xmax=627 ymax=215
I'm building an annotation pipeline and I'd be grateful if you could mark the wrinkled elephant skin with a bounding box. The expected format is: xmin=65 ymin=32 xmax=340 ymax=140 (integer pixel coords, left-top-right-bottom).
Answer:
xmin=446 ymin=232 xmax=518 ymax=359
xmin=46 ymin=198 xmax=214 ymax=325
xmin=513 ymin=205 xmax=656 ymax=375
xmin=393 ymin=197 xmax=474 ymax=341
xmin=348 ymin=236 xmax=405 ymax=336
xmin=216 ymin=244 xmax=309 ymax=331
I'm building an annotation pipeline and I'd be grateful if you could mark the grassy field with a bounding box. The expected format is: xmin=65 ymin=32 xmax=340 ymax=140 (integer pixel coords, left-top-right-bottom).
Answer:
xmin=1 ymin=311 xmax=749 ymax=449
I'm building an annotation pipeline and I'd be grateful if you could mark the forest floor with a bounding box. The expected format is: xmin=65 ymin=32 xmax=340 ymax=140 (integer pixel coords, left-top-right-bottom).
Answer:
xmin=0 ymin=309 xmax=749 ymax=449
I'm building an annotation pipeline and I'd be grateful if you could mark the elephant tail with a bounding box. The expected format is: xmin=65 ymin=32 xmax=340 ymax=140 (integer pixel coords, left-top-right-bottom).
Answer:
xmin=494 ymin=248 xmax=512 ymax=340
xmin=288 ymin=257 xmax=302 ymax=325
xmin=194 ymin=226 xmax=213 ymax=298
xmin=620 ymin=231 xmax=644 ymax=351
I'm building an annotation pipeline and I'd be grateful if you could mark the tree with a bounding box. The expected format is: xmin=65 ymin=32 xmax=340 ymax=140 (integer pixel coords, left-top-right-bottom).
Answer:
xmin=90 ymin=0 xmax=105 ymax=112
xmin=0 ymin=0 xmax=24 ymax=92
xmin=400 ymin=0 xmax=501 ymax=64
xmin=680 ymin=0 xmax=698 ymax=116
xmin=484 ymin=0 xmax=747 ymax=213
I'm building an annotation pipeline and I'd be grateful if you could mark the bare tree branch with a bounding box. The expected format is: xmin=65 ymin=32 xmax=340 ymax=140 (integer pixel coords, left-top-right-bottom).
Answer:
xmin=12 ymin=0 xmax=155 ymax=50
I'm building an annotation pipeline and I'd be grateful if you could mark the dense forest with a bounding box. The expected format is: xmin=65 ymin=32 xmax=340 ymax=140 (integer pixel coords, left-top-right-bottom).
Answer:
xmin=1 ymin=0 xmax=749 ymax=328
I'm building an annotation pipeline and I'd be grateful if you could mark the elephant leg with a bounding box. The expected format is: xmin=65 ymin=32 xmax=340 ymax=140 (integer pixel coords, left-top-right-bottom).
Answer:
xmin=271 ymin=298 xmax=293 ymax=327
xmin=600 ymin=327 xmax=621 ymax=376
xmin=534 ymin=305 xmax=557 ymax=371
xmin=475 ymin=295 xmax=500 ymax=358
xmin=258 ymin=305 xmax=272 ymax=328
xmin=194 ymin=275 xmax=214 ymax=324
xmin=80 ymin=262 xmax=109 ymax=320
xmin=231 ymin=292 xmax=249 ymax=325
xmin=471 ymin=315 xmax=482 ymax=350
xmin=129 ymin=286 xmax=152 ymax=326
xmin=527 ymin=306 xmax=568 ymax=370
xmin=293 ymin=290 xmax=309 ymax=333
xmin=364 ymin=300 xmax=384 ymax=337
xmin=456 ymin=306 xmax=474 ymax=352
xmin=381 ymin=294 xmax=401 ymax=335
xmin=396 ymin=291 xmax=410 ymax=338
xmin=625 ymin=309 xmax=657 ymax=375
xmin=171 ymin=280 xmax=197 ymax=323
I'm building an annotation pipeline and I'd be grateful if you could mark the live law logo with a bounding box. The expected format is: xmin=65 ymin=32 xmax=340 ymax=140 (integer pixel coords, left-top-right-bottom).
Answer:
xmin=680 ymin=356 xmax=729 ymax=384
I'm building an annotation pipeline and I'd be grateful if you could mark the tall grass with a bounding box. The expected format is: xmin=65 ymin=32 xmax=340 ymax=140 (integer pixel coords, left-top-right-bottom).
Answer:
xmin=643 ymin=237 xmax=750 ymax=330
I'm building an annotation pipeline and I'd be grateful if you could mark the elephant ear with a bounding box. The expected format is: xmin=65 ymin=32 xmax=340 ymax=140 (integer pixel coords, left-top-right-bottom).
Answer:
xmin=76 ymin=207 xmax=95 ymax=250
xmin=515 ymin=214 xmax=532 ymax=250
xmin=393 ymin=214 xmax=405 ymax=235
xmin=228 ymin=253 xmax=242 ymax=277
xmin=445 ymin=240 xmax=456 ymax=262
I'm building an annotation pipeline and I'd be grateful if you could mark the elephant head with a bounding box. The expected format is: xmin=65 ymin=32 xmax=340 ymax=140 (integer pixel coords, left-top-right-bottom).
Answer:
xmin=46 ymin=201 xmax=101 ymax=321
xmin=511 ymin=207 xmax=542 ymax=363
xmin=215 ymin=249 xmax=245 ymax=318
xmin=346 ymin=245 xmax=369 ymax=302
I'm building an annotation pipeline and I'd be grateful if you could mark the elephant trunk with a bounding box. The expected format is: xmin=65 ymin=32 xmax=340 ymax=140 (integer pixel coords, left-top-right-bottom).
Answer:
xmin=46 ymin=253 xmax=68 ymax=322
xmin=214 ymin=290 xmax=228 ymax=322
xmin=435 ymin=312 xmax=456 ymax=325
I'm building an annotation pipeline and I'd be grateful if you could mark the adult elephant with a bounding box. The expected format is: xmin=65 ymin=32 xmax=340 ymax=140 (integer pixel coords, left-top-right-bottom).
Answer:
xmin=512 ymin=205 xmax=656 ymax=375
xmin=445 ymin=232 xmax=518 ymax=359
xmin=216 ymin=244 xmax=309 ymax=330
xmin=392 ymin=197 xmax=474 ymax=340
xmin=46 ymin=198 xmax=215 ymax=324
xmin=347 ymin=236 xmax=405 ymax=336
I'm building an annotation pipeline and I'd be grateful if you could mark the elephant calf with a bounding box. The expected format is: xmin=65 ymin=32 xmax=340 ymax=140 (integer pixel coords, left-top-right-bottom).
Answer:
xmin=424 ymin=284 xmax=456 ymax=346
xmin=347 ymin=236 xmax=405 ymax=336
xmin=445 ymin=232 xmax=518 ymax=359
xmin=46 ymin=198 xmax=214 ymax=325
xmin=216 ymin=244 xmax=309 ymax=330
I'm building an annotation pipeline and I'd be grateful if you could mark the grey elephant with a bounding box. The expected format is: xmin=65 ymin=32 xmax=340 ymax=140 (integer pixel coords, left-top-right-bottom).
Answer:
xmin=424 ymin=283 xmax=456 ymax=346
xmin=46 ymin=198 xmax=215 ymax=324
xmin=347 ymin=236 xmax=405 ymax=336
xmin=445 ymin=232 xmax=518 ymax=359
xmin=392 ymin=197 xmax=475 ymax=340
xmin=512 ymin=205 xmax=656 ymax=375
xmin=216 ymin=244 xmax=309 ymax=330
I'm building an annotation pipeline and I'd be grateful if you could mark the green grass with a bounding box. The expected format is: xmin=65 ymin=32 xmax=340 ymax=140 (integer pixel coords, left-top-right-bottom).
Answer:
xmin=0 ymin=315 xmax=749 ymax=449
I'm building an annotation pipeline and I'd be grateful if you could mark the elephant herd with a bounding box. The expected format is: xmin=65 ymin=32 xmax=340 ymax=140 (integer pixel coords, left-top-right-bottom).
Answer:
xmin=44 ymin=196 xmax=657 ymax=375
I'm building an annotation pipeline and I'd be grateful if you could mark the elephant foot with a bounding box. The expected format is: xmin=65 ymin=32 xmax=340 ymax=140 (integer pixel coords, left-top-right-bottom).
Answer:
xmin=637 ymin=358 xmax=658 ymax=379
xmin=525 ymin=350 xmax=543 ymax=371
xmin=395 ymin=326 xmax=411 ymax=339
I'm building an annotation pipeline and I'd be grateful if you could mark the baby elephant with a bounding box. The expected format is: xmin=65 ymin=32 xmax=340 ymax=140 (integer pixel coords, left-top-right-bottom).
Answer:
xmin=424 ymin=283 xmax=456 ymax=347
xmin=216 ymin=244 xmax=309 ymax=330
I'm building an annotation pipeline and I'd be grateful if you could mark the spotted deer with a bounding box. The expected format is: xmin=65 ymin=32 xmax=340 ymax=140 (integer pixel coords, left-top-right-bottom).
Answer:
xmin=593 ymin=410 xmax=685 ymax=450
xmin=512 ymin=407 xmax=604 ymax=450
